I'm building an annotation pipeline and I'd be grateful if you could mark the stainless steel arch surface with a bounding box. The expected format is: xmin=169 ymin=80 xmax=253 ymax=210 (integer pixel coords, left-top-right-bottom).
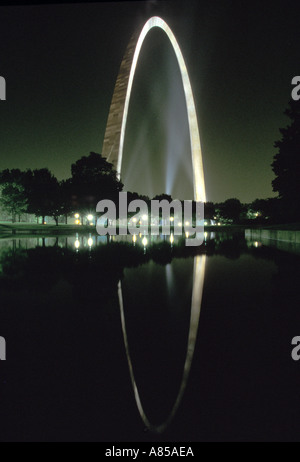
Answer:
xmin=102 ymin=16 xmax=206 ymax=202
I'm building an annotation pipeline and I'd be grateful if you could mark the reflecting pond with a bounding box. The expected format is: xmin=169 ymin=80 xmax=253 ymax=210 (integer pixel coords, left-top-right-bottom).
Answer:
xmin=0 ymin=231 xmax=300 ymax=442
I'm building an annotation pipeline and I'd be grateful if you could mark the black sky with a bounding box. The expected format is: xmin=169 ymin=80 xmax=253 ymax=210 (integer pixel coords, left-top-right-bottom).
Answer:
xmin=0 ymin=0 xmax=299 ymax=202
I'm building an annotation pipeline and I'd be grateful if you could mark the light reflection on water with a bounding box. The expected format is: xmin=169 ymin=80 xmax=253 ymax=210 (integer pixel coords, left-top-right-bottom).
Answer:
xmin=119 ymin=255 xmax=206 ymax=433
xmin=0 ymin=231 xmax=217 ymax=253
xmin=0 ymin=232 xmax=300 ymax=440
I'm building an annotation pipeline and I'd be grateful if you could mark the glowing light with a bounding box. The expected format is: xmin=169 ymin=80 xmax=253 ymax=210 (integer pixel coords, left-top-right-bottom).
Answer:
xmin=185 ymin=221 xmax=190 ymax=226
xmin=118 ymin=255 xmax=206 ymax=433
xmin=103 ymin=16 xmax=206 ymax=203
xmin=178 ymin=222 xmax=182 ymax=227
xmin=185 ymin=232 xmax=189 ymax=238
xmin=139 ymin=232 xmax=142 ymax=238
xmin=75 ymin=239 xmax=80 ymax=249
xmin=90 ymin=223 xmax=93 ymax=226
xmin=132 ymin=234 xmax=137 ymax=243
xmin=75 ymin=219 xmax=80 ymax=225
xmin=142 ymin=237 xmax=148 ymax=247
xmin=132 ymin=217 xmax=137 ymax=223
xmin=87 ymin=214 xmax=94 ymax=221
xmin=204 ymin=232 xmax=208 ymax=239
xmin=74 ymin=213 xmax=80 ymax=219
xmin=88 ymin=237 xmax=93 ymax=247
xmin=142 ymin=215 xmax=148 ymax=221
xmin=204 ymin=221 xmax=208 ymax=226
xmin=170 ymin=233 xmax=174 ymax=245
xmin=170 ymin=217 xmax=174 ymax=222
xmin=218 ymin=223 xmax=221 ymax=226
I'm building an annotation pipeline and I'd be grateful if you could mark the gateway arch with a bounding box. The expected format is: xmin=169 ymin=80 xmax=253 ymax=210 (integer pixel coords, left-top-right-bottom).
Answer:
xmin=102 ymin=16 xmax=206 ymax=202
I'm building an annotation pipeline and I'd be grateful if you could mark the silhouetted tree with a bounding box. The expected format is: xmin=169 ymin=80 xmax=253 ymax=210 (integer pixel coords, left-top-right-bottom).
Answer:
xmin=152 ymin=193 xmax=173 ymax=202
xmin=0 ymin=168 xmax=24 ymax=184
xmin=272 ymin=99 xmax=300 ymax=221
xmin=218 ymin=198 xmax=242 ymax=223
xmin=59 ymin=179 xmax=74 ymax=224
xmin=204 ymin=202 xmax=216 ymax=220
xmin=248 ymin=198 xmax=279 ymax=222
xmin=70 ymin=152 xmax=123 ymax=214
xmin=24 ymin=169 xmax=60 ymax=224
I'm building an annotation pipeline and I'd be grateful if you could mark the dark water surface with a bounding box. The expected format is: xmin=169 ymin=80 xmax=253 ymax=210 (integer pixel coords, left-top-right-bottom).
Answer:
xmin=0 ymin=232 xmax=300 ymax=442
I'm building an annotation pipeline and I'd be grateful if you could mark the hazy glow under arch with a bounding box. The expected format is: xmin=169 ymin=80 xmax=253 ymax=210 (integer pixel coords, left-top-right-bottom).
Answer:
xmin=118 ymin=255 xmax=206 ymax=433
xmin=117 ymin=16 xmax=206 ymax=202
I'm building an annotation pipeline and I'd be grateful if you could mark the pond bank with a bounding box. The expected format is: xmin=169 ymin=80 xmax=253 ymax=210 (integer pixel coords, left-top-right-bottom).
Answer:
xmin=245 ymin=228 xmax=300 ymax=255
xmin=0 ymin=223 xmax=94 ymax=236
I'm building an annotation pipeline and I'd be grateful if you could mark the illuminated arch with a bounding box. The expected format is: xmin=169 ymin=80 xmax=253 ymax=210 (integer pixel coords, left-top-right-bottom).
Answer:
xmin=102 ymin=16 xmax=206 ymax=202
xmin=118 ymin=255 xmax=206 ymax=433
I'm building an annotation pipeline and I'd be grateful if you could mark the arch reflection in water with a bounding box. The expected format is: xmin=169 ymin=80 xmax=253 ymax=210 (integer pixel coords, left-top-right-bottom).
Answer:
xmin=118 ymin=255 xmax=206 ymax=433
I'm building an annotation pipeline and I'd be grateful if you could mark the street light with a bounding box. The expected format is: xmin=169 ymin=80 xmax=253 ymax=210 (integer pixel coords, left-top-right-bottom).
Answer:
xmin=87 ymin=214 xmax=94 ymax=222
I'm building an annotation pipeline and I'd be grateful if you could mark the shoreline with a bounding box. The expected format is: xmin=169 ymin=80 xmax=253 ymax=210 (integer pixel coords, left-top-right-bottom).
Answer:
xmin=0 ymin=222 xmax=299 ymax=239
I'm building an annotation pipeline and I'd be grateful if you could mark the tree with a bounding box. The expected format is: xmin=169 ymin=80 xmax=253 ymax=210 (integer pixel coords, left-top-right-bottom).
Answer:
xmin=249 ymin=198 xmax=279 ymax=221
xmin=70 ymin=152 xmax=123 ymax=215
xmin=59 ymin=180 xmax=74 ymax=224
xmin=204 ymin=202 xmax=216 ymax=220
xmin=0 ymin=168 xmax=24 ymax=184
xmin=272 ymin=99 xmax=300 ymax=221
xmin=218 ymin=198 xmax=242 ymax=223
xmin=0 ymin=169 xmax=28 ymax=222
xmin=152 ymin=193 xmax=173 ymax=202
xmin=24 ymin=169 xmax=61 ymax=224
xmin=0 ymin=182 xmax=27 ymax=222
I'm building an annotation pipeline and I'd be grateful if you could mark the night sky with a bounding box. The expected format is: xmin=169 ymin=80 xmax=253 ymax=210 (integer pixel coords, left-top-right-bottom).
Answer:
xmin=0 ymin=0 xmax=299 ymax=202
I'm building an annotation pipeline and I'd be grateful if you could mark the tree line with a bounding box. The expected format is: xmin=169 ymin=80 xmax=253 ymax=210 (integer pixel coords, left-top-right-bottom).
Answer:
xmin=0 ymin=152 xmax=123 ymax=224
xmin=0 ymin=98 xmax=299 ymax=225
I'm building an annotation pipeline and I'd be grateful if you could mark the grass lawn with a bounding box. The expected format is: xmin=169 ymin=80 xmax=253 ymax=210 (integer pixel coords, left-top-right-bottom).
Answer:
xmin=0 ymin=221 xmax=299 ymax=236
xmin=0 ymin=222 xmax=95 ymax=235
